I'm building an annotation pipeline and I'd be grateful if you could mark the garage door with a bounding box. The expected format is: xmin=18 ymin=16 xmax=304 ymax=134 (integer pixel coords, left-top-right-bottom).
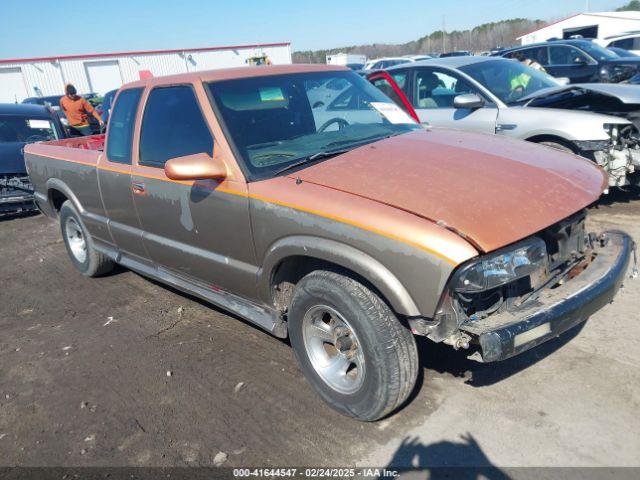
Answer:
xmin=85 ymin=61 xmax=122 ymax=96
xmin=0 ymin=68 xmax=28 ymax=103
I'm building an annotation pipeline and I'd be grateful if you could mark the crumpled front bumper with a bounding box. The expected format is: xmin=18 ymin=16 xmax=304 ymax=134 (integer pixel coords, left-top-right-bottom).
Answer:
xmin=0 ymin=176 xmax=36 ymax=214
xmin=460 ymin=231 xmax=634 ymax=362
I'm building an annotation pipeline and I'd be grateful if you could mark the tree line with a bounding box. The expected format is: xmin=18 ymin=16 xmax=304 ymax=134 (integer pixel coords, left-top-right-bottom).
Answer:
xmin=292 ymin=18 xmax=546 ymax=63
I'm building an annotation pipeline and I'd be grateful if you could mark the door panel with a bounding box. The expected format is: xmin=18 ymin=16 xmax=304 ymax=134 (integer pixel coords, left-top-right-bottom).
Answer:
xmin=411 ymin=68 xmax=498 ymax=133
xmin=97 ymin=87 xmax=147 ymax=260
xmin=547 ymin=46 xmax=597 ymax=83
xmin=131 ymin=84 xmax=258 ymax=299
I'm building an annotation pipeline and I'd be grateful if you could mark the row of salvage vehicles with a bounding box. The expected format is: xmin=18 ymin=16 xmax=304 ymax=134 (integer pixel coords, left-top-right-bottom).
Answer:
xmin=362 ymin=55 xmax=640 ymax=189
xmin=2 ymin=55 xmax=640 ymax=217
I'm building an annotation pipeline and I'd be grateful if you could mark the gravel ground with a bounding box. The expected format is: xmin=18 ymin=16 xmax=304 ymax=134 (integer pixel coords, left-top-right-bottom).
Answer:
xmin=0 ymin=190 xmax=639 ymax=469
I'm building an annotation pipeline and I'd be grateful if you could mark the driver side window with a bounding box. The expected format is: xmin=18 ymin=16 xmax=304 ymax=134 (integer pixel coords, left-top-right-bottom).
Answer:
xmin=549 ymin=46 xmax=590 ymax=65
xmin=412 ymin=69 xmax=474 ymax=109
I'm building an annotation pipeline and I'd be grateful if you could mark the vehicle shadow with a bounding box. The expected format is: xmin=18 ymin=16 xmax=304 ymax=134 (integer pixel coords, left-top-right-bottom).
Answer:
xmin=385 ymin=433 xmax=511 ymax=477
xmin=415 ymin=322 xmax=585 ymax=388
xmin=0 ymin=209 xmax=40 ymax=222
xmin=592 ymin=185 xmax=640 ymax=208
xmin=121 ymin=268 xmax=584 ymax=389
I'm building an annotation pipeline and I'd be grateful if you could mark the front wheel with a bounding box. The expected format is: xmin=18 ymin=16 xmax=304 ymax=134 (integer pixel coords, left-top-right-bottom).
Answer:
xmin=288 ymin=270 xmax=418 ymax=421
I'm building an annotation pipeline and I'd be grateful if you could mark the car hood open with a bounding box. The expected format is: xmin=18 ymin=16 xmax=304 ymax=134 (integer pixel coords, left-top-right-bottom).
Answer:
xmin=521 ymin=83 xmax=640 ymax=104
xmin=290 ymin=129 xmax=606 ymax=252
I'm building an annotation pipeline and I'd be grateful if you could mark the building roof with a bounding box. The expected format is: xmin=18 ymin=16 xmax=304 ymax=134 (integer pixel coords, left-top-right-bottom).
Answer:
xmin=517 ymin=11 xmax=640 ymax=40
xmin=0 ymin=42 xmax=290 ymax=66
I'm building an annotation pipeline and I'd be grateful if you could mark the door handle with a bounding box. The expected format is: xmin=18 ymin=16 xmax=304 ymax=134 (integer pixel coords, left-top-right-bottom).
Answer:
xmin=132 ymin=182 xmax=146 ymax=195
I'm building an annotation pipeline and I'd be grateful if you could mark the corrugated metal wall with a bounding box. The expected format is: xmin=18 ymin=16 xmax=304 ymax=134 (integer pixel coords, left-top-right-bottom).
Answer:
xmin=0 ymin=44 xmax=292 ymax=102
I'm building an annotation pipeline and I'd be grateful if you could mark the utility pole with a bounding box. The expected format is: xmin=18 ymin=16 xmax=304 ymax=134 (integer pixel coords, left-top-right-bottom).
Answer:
xmin=442 ymin=15 xmax=446 ymax=53
xmin=585 ymin=0 xmax=590 ymax=12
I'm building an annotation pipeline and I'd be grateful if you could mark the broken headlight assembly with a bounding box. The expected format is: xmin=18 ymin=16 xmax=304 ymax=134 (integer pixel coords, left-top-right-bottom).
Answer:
xmin=453 ymin=237 xmax=548 ymax=293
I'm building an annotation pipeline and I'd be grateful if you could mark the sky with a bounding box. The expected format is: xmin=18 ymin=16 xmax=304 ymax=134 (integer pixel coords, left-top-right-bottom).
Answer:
xmin=0 ymin=0 xmax=630 ymax=59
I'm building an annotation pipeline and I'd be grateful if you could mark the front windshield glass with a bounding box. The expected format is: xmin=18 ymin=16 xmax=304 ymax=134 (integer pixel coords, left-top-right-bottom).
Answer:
xmin=459 ymin=59 xmax=560 ymax=104
xmin=207 ymin=71 xmax=420 ymax=180
xmin=0 ymin=116 xmax=60 ymax=143
xmin=578 ymin=42 xmax=619 ymax=61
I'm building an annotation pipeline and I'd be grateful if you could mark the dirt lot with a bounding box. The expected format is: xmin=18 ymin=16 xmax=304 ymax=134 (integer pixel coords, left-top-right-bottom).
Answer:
xmin=1 ymin=191 xmax=639 ymax=469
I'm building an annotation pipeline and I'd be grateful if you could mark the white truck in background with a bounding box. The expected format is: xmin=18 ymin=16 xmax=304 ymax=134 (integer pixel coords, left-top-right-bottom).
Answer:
xmin=326 ymin=53 xmax=367 ymax=68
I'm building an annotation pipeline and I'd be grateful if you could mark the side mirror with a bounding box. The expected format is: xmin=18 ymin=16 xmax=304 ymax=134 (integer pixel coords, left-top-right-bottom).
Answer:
xmin=453 ymin=93 xmax=485 ymax=109
xmin=556 ymin=77 xmax=571 ymax=85
xmin=164 ymin=152 xmax=226 ymax=181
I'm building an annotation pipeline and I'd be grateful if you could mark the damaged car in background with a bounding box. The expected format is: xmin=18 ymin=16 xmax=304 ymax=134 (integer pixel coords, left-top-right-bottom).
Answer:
xmin=369 ymin=56 xmax=640 ymax=188
xmin=0 ymin=103 xmax=65 ymax=214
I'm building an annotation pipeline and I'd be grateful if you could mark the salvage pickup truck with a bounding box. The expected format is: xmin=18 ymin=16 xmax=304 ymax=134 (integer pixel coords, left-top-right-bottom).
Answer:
xmin=25 ymin=65 xmax=634 ymax=421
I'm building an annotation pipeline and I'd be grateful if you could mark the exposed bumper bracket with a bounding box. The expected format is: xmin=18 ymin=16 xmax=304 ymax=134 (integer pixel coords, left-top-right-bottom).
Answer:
xmin=461 ymin=231 xmax=633 ymax=362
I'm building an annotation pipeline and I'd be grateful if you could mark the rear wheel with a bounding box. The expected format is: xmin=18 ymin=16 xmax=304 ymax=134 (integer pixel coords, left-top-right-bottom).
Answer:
xmin=60 ymin=201 xmax=114 ymax=277
xmin=288 ymin=270 xmax=418 ymax=421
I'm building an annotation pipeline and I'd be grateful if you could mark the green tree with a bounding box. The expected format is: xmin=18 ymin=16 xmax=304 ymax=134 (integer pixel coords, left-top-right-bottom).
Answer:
xmin=616 ymin=0 xmax=640 ymax=11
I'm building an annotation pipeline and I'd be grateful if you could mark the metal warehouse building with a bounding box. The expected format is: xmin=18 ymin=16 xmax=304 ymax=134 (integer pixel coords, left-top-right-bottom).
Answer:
xmin=518 ymin=11 xmax=640 ymax=45
xmin=0 ymin=42 xmax=292 ymax=103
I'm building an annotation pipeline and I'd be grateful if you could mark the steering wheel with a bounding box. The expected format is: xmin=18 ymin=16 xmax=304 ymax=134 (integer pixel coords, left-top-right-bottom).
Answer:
xmin=506 ymin=85 xmax=525 ymax=103
xmin=318 ymin=117 xmax=349 ymax=132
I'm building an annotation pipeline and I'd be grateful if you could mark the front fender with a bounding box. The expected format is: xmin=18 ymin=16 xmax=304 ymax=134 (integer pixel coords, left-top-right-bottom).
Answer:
xmin=257 ymin=235 xmax=421 ymax=317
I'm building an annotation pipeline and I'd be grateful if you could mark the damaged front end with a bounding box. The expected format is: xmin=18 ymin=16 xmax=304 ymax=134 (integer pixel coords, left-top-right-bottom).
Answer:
xmin=411 ymin=211 xmax=635 ymax=362
xmin=576 ymin=123 xmax=640 ymax=188
xmin=0 ymin=174 xmax=36 ymax=214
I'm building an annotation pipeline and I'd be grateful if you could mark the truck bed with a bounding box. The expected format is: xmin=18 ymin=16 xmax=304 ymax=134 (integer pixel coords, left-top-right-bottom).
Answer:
xmin=40 ymin=134 xmax=106 ymax=152
xmin=23 ymin=135 xmax=107 ymax=232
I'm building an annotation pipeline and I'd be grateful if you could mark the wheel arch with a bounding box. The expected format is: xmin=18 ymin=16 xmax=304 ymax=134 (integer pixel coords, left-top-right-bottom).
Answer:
xmin=525 ymin=134 xmax=579 ymax=153
xmin=259 ymin=236 xmax=421 ymax=317
xmin=45 ymin=178 xmax=84 ymax=218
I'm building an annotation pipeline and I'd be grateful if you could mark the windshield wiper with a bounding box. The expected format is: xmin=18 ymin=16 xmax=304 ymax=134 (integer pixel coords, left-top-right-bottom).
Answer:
xmin=272 ymin=149 xmax=351 ymax=177
xmin=271 ymin=133 xmax=406 ymax=177
xmin=324 ymin=132 xmax=399 ymax=148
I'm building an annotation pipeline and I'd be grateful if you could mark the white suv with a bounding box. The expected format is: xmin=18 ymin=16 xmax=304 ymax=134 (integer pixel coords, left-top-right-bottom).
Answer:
xmin=597 ymin=32 xmax=640 ymax=56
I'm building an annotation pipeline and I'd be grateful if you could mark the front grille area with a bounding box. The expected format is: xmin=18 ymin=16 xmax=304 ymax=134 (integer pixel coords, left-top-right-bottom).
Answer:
xmin=456 ymin=210 xmax=589 ymax=320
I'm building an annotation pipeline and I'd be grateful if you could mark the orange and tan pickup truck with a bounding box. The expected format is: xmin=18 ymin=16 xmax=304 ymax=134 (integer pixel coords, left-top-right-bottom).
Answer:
xmin=24 ymin=65 xmax=634 ymax=421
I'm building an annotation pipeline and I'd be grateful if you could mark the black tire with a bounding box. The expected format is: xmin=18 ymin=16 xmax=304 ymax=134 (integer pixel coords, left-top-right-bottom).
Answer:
xmin=538 ymin=141 xmax=574 ymax=154
xmin=59 ymin=200 xmax=114 ymax=277
xmin=288 ymin=270 xmax=418 ymax=421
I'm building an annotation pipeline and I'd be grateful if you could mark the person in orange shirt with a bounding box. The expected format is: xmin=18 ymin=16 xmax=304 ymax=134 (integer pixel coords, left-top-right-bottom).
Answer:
xmin=59 ymin=84 xmax=104 ymax=136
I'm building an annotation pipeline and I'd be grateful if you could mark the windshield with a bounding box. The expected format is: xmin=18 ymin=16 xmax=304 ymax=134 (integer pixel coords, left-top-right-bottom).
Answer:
xmin=577 ymin=42 xmax=619 ymax=61
xmin=207 ymin=71 xmax=420 ymax=180
xmin=0 ymin=116 xmax=60 ymax=143
xmin=459 ymin=59 xmax=560 ymax=105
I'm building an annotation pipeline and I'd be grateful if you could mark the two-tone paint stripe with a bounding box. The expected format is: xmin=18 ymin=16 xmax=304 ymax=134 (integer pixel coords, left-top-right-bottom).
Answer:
xmin=27 ymin=151 xmax=462 ymax=265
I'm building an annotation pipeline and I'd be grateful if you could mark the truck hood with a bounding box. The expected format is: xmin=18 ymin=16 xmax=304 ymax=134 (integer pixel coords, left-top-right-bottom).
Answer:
xmin=0 ymin=143 xmax=27 ymax=175
xmin=291 ymin=129 xmax=606 ymax=252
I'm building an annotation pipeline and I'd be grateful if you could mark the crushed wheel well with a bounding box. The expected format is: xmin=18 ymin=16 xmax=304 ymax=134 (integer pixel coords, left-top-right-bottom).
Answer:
xmin=270 ymin=256 xmax=394 ymax=318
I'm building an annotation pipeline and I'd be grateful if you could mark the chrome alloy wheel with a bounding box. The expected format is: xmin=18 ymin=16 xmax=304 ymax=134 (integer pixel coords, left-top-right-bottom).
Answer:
xmin=65 ymin=217 xmax=87 ymax=264
xmin=301 ymin=305 xmax=365 ymax=394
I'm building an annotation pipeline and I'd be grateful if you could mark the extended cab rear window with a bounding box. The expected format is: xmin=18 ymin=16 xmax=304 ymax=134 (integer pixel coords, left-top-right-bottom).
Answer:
xmin=106 ymin=88 xmax=143 ymax=164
